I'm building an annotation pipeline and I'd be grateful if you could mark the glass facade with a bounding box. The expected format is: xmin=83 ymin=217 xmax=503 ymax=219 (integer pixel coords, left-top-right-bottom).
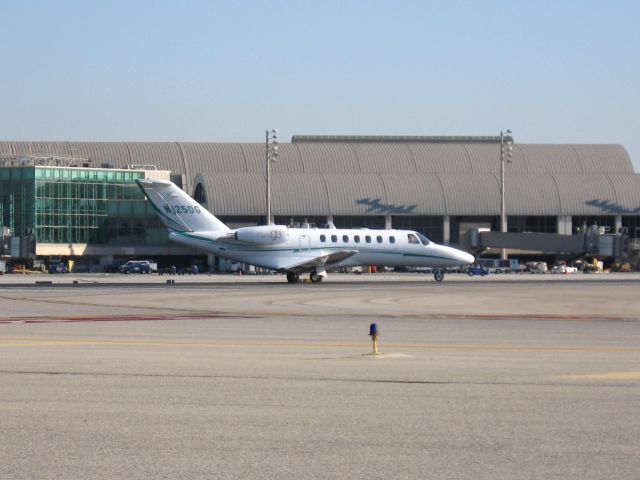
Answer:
xmin=0 ymin=167 xmax=34 ymax=238
xmin=572 ymin=216 xmax=616 ymax=234
xmin=0 ymin=167 xmax=168 ymax=246
xmin=274 ymin=216 xmax=329 ymax=228
xmin=332 ymin=216 xmax=385 ymax=229
xmin=391 ymin=215 xmax=443 ymax=242
xmin=219 ymin=216 xmax=263 ymax=228
xmin=622 ymin=216 xmax=640 ymax=239
xmin=507 ymin=216 xmax=557 ymax=234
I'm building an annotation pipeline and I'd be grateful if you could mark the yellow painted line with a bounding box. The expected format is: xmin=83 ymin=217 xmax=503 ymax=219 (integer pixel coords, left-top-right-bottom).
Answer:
xmin=388 ymin=344 xmax=640 ymax=353
xmin=558 ymin=371 xmax=640 ymax=380
xmin=1 ymin=337 xmax=640 ymax=353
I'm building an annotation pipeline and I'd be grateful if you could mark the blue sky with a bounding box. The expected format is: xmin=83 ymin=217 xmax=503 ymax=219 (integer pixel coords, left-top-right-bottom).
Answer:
xmin=1 ymin=1 xmax=639 ymax=170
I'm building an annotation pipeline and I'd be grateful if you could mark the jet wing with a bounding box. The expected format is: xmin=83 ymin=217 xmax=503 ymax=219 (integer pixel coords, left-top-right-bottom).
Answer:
xmin=272 ymin=250 xmax=359 ymax=273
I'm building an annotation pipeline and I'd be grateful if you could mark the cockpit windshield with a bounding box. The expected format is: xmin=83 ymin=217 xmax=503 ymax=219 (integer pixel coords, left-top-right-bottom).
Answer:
xmin=407 ymin=233 xmax=420 ymax=244
xmin=416 ymin=232 xmax=431 ymax=245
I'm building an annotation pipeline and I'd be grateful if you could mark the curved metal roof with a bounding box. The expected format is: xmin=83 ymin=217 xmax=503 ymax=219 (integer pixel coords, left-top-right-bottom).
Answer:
xmin=506 ymin=174 xmax=564 ymax=215
xmin=293 ymin=142 xmax=361 ymax=173
xmin=271 ymin=173 xmax=329 ymax=215
xmin=382 ymin=173 xmax=446 ymax=214
xmin=410 ymin=143 xmax=472 ymax=173
xmin=1 ymin=140 xmax=637 ymax=216
xmin=351 ymin=143 xmax=416 ymax=173
xmin=197 ymin=172 xmax=264 ymax=216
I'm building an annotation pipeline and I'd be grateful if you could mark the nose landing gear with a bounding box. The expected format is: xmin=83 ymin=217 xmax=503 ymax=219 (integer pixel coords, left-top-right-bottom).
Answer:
xmin=285 ymin=271 xmax=324 ymax=283
xmin=433 ymin=270 xmax=445 ymax=282
xmin=309 ymin=271 xmax=323 ymax=283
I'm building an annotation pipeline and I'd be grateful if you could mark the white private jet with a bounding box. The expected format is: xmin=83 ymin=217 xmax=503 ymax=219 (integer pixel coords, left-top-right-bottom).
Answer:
xmin=136 ymin=179 xmax=475 ymax=283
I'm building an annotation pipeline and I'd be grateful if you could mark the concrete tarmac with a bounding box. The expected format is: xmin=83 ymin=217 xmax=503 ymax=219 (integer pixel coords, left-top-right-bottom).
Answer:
xmin=1 ymin=274 xmax=639 ymax=479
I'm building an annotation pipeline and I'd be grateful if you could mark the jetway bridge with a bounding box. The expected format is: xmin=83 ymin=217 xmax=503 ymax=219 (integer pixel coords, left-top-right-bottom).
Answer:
xmin=470 ymin=228 xmax=631 ymax=261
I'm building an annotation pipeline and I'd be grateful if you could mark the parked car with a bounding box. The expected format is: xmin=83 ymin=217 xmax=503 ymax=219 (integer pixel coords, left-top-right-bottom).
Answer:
xmin=140 ymin=260 xmax=158 ymax=272
xmin=476 ymin=258 xmax=521 ymax=274
xmin=119 ymin=260 xmax=151 ymax=274
xmin=526 ymin=261 xmax=548 ymax=273
xmin=467 ymin=265 xmax=489 ymax=277
xmin=552 ymin=264 xmax=578 ymax=274
xmin=49 ymin=262 xmax=68 ymax=274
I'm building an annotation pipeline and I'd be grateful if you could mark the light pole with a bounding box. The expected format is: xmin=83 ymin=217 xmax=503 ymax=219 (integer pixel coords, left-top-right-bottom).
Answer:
xmin=265 ymin=129 xmax=278 ymax=225
xmin=500 ymin=129 xmax=514 ymax=261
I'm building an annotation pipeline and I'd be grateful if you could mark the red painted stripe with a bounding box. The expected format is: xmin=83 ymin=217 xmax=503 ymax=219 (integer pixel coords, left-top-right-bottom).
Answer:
xmin=0 ymin=314 xmax=253 ymax=324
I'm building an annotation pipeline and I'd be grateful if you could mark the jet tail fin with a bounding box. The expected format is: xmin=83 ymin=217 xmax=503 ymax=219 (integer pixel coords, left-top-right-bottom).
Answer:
xmin=136 ymin=179 xmax=228 ymax=233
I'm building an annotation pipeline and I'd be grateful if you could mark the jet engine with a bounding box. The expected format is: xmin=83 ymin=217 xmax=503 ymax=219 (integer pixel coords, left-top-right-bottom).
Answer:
xmin=234 ymin=225 xmax=289 ymax=245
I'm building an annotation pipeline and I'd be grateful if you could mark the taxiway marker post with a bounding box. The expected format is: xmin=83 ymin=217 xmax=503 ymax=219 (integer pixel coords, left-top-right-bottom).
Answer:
xmin=369 ymin=323 xmax=380 ymax=355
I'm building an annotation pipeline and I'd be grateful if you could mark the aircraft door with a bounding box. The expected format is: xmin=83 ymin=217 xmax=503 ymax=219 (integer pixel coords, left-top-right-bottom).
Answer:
xmin=299 ymin=234 xmax=311 ymax=250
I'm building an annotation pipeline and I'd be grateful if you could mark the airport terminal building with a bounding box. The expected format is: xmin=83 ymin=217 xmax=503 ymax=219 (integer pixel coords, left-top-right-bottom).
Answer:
xmin=1 ymin=136 xmax=639 ymax=270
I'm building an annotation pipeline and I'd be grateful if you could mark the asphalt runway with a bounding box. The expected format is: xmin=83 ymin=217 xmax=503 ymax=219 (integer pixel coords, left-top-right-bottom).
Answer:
xmin=1 ymin=274 xmax=639 ymax=479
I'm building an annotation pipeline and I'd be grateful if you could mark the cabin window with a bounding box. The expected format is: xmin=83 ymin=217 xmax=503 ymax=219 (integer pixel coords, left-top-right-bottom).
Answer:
xmin=343 ymin=235 xmax=349 ymax=243
xmin=354 ymin=235 xmax=360 ymax=243
xmin=376 ymin=235 xmax=383 ymax=243
xmin=320 ymin=235 xmax=326 ymax=242
xmin=331 ymin=235 xmax=338 ymax=242
xmin=390 ymin=236 xmax=395 ymax=244
xmin=365 ymin=235 xmax=371 ymax=243
xmin=407 ymin=233 xmax=420 ymax=244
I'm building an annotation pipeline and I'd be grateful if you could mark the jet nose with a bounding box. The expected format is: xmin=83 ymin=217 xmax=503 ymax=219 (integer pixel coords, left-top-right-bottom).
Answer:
xmin=441 ymin=246 xmax=475 ymax=266
xmin=460 ymin=251 xmax=475 ymax=265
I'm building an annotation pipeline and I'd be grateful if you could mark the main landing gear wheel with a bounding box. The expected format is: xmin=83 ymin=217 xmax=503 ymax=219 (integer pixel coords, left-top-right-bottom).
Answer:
xmin=286 ymin=272 xmax=300 ymax=283
xmin=434 ymin=270 xmax=445 ymax=282
xmin=310 ymin=271 xmax=323 ymax=283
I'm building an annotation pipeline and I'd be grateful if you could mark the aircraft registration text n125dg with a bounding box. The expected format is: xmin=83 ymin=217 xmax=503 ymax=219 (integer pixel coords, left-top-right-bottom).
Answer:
xmin=164 ymin=205 xmax=202 ymax=214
